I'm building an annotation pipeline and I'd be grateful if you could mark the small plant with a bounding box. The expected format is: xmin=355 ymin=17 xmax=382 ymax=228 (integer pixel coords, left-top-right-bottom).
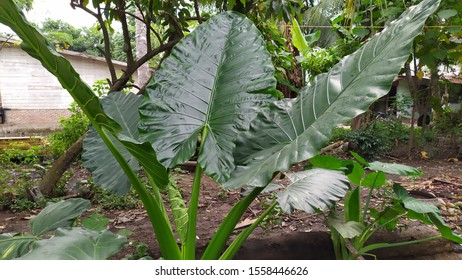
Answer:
xmin=346 ymin=125 xmax=392 ymax=160
xmin=330 ymin=126 xmax=350 ymax=143
xmin=90 ymin=187 xmax=141 ymax=210
xmin=433 ymin=107 xmax=462 ymax=147
xmin=2 ymin=142 xmax=47 ymax=165
xmin=308 ymin=153 xmax=462 ymax=259
xmin=47 ymin=102 xmax=89 ymax=157
xmin=258 ymin=195 xmax=284 ymax=230
xmin=0 ymin=198 xmax=126 ymax=259
xmin=123 ymin=241 xmax=153 ymax=260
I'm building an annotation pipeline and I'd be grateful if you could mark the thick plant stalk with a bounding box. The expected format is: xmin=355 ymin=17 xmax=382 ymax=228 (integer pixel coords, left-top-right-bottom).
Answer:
xmin=98 ymin=129 xmax=181 ymax=259
xmin=183 ymin=163 xmax=203 ymax=259
xmin=219 ymin=201 xmax=277 ymax=260
xmin=201 ymin=187 xmax=264 ymax=260
xmin=183 ymin=127 xmax=209 ymax=259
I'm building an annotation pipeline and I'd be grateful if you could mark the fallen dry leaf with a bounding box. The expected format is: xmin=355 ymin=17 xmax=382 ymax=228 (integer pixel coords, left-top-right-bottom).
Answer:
xmin=235 ymin=218 xmax=257 ymax=230
xmin=22 ymin=215 xmax=35 ymax=220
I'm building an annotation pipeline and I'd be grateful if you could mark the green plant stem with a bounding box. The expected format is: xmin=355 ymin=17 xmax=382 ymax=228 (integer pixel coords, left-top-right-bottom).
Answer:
xmin=183 ymin=127 xmax=209 ymax=259
xmin=98 ymin=128 xmax=181 ymax=259
xmin=357 ymin=213 xmax=406 ymax=249
xmin=183 ymin=162 xmax=203 ymax=259
xmin=147 ymin=174 xmax=169 ymax=221
xmin=219 ymin=201 xmax=277 ymax=260
xmin=201 ymin=187 xmax=264 ymax=260
xmin=356 ymin=235 xmax=442 ymax=257
xmin=362 ymin=173 xmax=379 ymax=224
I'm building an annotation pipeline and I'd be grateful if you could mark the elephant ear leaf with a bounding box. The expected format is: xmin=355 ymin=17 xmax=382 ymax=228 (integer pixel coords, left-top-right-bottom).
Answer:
xmin=83 ymin=92 xmax=168 ymax=194
xmin=0 ymin=234 xmax=37 ymax=260
xmin=139 ymin=11 xmax=277 ymax=184
xmin=30 ymin=198 xmax=91 ymax=236
xmin=19 ymin=228 xmax=126 ymax=260
xmin=276 ymin=169 xmax=349 ymax=214
xmin=224 ymin=0 xmax=441 ymax=189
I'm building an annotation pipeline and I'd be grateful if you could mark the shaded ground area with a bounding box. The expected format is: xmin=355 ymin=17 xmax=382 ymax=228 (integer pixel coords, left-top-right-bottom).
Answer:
xmin=0 ymin=157 xmax=461 ymax=259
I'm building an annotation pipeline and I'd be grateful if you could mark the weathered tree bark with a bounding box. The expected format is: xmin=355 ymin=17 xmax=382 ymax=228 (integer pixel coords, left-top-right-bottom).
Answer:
xmin=38 ymin=135 xmax=85 ymax=197
xmin=135 ymin=8 xmax=150 ymax=89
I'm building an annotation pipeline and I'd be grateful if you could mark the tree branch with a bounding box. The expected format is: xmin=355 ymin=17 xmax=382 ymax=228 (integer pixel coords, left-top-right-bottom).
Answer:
xmin=162 ymin=11 xmax=184 ymax=38
xmin=193 ymin=0 xmax=202 ymax=24
xmin=71 ymin=1 xmax=118 ymax=85
xmin=116 ymin=0 xmax=135 ymax=66
xmin=109 ymin=38 xmax=180 ymax=92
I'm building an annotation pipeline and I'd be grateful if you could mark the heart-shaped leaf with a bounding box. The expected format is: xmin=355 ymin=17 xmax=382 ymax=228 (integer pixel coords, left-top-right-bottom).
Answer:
xmin=276 ymin=169 xmax=349 ymax=213
xmin=368 ymin=161 xmax=422 ymax=176
xmin=83 ymin=91 xmax=168 ymax=194
xmin=30 ymin=198 xmax=91 ymax=236
xmin=139 ymin=11 xmax=277 ymax=184
xmin=20 ymin=228 xmax=126 ymax=260
xmin=223 ymin=0 xmax=440 ymax=190
xmin=329 ymin=218 xmax=365 ymax=239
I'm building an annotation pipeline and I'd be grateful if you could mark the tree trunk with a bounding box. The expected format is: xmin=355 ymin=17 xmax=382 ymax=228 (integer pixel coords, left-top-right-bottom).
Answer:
xmin=38 ymin=135 xmax=85 ymax=197
xmin=404 ymin=63 xmax=418 ymax=157
xmin=135 ymin=8 xmax=150 ymax=89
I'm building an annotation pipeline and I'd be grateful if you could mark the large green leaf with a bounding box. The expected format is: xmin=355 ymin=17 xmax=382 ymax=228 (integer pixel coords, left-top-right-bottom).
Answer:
xmin=83 ymin=92 xmax=169 ymax=194
xmin=329 ymin=218 xmax=365 ymax=239
xmin=0 ymin=234 xmax=37 ymax=260
xmin=368 ymin=161 xmax=422 ymax=176
xmin=29 ymin=198 xmax=91 ymax=236
xmin=428 ymin=213 xmax=462 ymax=244
xmin=393 ymin=184 xmax=439 ymax=214
xmin=139 ymin=11 xmax=277 ymax=184
xmin=20 ymin=228 xmax=126 ymax=260
xmin=223 ymin=0 xmax=440 ymax=189
xmin=292 ymin=18 xmax=309 ymax=54
xmin=276 ymin=169 xmax=349 ymax=213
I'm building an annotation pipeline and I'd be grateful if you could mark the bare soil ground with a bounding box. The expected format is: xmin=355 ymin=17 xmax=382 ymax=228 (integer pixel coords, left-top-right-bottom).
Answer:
xmin=0 ymin=155 xmax=461 ymax=259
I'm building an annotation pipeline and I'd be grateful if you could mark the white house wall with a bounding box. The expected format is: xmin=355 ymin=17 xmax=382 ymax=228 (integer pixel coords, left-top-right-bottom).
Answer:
xmin=0 ymin=45 xmax=130 ymax=110
xmin=0 ymin=43 xmax=138 ymax=133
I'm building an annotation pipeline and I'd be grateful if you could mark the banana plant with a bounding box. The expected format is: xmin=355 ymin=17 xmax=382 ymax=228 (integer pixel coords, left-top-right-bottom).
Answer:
xmin=0 ymin=0 xmax=441 ymax=259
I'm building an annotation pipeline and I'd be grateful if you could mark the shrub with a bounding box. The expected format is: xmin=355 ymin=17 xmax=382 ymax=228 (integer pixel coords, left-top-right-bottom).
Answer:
xmin=1 ymin=142 xmax=48 ymax=165
xmin=47 ymin=102 xmax=89 ymax=157
xmin=91 ymin=186 xmax=141 ymax=210
xmin=345 ymin=118 xmax=410 ymax=160
xmin=330 ymin=126 xmax=350 ymax=142
xmin=433 ymin=108 xmax=462 ymax=142
xmin=346 ymin=126 xmax=392 ymax=160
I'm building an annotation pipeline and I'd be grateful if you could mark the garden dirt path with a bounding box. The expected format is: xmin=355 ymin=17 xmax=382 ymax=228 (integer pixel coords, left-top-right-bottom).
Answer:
xmin=0 ymin=157 xmax=461 ymax=259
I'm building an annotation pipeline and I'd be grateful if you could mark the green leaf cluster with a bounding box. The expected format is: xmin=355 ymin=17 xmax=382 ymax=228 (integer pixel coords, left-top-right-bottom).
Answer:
xmin=0 ymin=198 xmax=125 ymax=260
xmin=310 ymin=153 xmax=461 ymax=259
xmin=0 ymin=0 xmax=444 ymax=260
